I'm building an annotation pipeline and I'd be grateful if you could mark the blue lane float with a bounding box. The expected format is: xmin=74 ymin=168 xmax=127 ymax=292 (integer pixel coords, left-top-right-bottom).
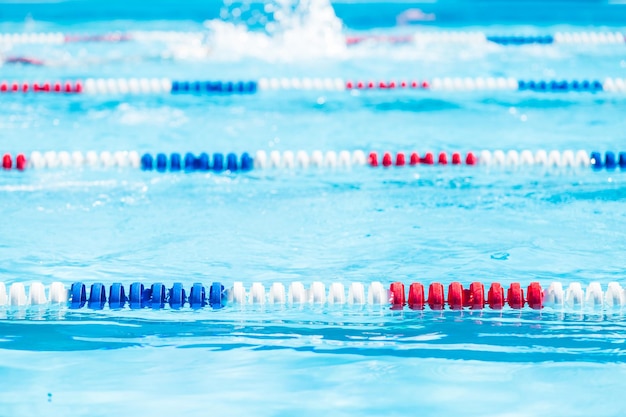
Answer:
xmin=151 ymin=283 xmax=166 ymax=309
xmin=109 ymin=283 xmax=126 ymax=309
xmin=189 ymin=283 xmax=206 ymax=309
xmin=156 ymin=153 xmax=167 ymax=172
xmin=169 ymin=282 xmax=186 ymax=309
xmin=209 ymin=282 xmax=225 ymax=309
xmin=70 ymin=282 xmax=86 ymax=309
xmin=129 ymin=282 xmax=147 ymax=309
xmin=88 ymin=283 xmax=106 ymax=310
xmin=170 ymin=153 xmax=181 ymax=171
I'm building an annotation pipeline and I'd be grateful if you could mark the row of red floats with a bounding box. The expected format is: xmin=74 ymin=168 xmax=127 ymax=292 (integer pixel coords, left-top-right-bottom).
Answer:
xmin=369 ymin=151 xmax=478 ymax=167
xmin=64 ymin=34 xmax=131 ymax=43
xmin=0 ymin=81 xmax=83 ymax=93
xmin=2 ymin=154 xmax=27 ymax=170
xmin=345 ymin=35 xmax=415 ymax=46
xmin=346 ymin=80 xmax=431 ymax=90
xmin=389 ymin=281 xmax=543 ymax=310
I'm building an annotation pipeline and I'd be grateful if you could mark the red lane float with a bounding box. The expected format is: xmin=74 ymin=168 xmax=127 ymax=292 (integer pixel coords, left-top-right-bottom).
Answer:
xmin=2 ymin=154 xmax=12 ymax=169
xmin=507 ymin=283 xmax=525 ymax=309
xmin=488 ymin=282 xmax=505 ymax=309
xmin=447 ymin=282 xmax=464 ymax=309
xmin=428 ymin=282 xmax=445 ymax=310
xmin=526 ymin=282 xmax=543 ymax=309
xmin=389 ymin=282 xmax=406 ymax=309
xmin=422 ymin=152 xmax=434 ymax=164
xmin=408 ymin=283 xmax=425 ymax=309
xmin=469 ymin=282 xmax=485 ymax=309
xmin=368 ymin=152 xmax=379 ymax=167
xmin=382 ymin=152 xmax=393 ymax=167
xmin=15 ymin=154 xmax=26 ymax=170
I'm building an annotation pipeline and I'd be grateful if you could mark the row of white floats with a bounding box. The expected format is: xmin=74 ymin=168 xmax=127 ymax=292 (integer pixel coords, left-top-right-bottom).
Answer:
xmin=27 ymin=151 xmax=141 ymax=169
xmin=83 ymin=78 xmax=172 ymax=95
xmin=477 ymin=150 xmax=591 ymax=168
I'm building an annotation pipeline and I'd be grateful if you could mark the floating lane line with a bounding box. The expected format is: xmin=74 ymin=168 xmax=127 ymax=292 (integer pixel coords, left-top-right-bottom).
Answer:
xmin=0 ymin=281 xmax=624 ymax=312
xmin=347 ymin=31 xmax=626 ymax=45
xmin=0 ymin=31 xmax=624 ymax=46
xmin=1 ymin=150 xmax=625 ymax=172
xmin=2 ymin=78 xmax=626 ymax=95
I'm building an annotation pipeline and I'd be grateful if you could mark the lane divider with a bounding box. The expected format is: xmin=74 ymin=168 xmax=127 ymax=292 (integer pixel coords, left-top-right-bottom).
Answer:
xmin=2 ymin=78 xmax=626 ymax=95
xmin=0 ymin=31 xmax=202 ymax=45
xmin=1 ymin=31 xmax=623 ymax=46
xmin=347 ymin=31 xmax=626 ymax=45
xmin=2 ymin=150 xmax=625 ymax=172
xmin=0 ymin=281 xmax=624 ymax=312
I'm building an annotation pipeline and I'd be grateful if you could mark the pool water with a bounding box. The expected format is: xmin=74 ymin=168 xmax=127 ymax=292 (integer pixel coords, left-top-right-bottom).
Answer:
xmin=1 ymin=1 xmax=626 ymax=415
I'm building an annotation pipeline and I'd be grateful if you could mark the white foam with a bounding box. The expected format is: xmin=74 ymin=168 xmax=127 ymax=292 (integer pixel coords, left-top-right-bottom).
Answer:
xmin=201 ymin=0 xmax=346 ymax=62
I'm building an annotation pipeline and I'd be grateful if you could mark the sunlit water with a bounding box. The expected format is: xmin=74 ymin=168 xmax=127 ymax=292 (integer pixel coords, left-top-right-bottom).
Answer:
xmin=1 ymin=0 xmax=626 ymax=415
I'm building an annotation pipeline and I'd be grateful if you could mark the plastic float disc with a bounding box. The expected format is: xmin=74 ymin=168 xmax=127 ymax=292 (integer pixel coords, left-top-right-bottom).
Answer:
xmin=408 ymin=283 xmax=425 ymax=310
xmin=428 ymin=282 xmax=444 ymax=310
xmin=488 ymin=282 xmax=505 ymax=310
xmin=507 ymin=283 xmax=525 ymax=309
xmin=389 ymin=282 xmax=405 ymax=308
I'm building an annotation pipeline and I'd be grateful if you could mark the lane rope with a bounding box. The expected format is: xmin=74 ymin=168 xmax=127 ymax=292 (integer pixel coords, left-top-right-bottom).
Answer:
xmin=2 ymin=77 xmax=626 ymax=95
xmin=0 ymin=31 xmax=623 ymax=46
xmin=2 ymin=150 xmax=625 ymax=172
xmin=0 ymin=31 xmax=202 ymax=45
xmin=0 ymin=280 xmax=624 ymax=312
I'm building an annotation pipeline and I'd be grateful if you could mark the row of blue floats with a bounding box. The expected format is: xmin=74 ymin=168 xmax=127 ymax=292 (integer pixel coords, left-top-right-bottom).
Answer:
xmin=590 ymin=151 xmax=626 ymax=170
xmin=487 ymin=35 xmax=554 ymax=45
xmin=518 ymin=80 xmax=604 ymax=92
xmin=171 ymin=80 xmax=257 ymax=94
xmin=70 ymin=282 xmax=226 ymax=310
xmin=140 ymin=152 xmax=253 ymax=172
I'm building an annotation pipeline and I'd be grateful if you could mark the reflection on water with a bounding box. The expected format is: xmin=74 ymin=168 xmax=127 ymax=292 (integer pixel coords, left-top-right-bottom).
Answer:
xmin=1 ymin=309 xmax=625 ymax=363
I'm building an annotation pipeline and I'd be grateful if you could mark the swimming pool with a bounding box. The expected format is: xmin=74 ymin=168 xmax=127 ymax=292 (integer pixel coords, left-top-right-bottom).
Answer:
xmin=1 ymin=0 xmax=626 ymax=415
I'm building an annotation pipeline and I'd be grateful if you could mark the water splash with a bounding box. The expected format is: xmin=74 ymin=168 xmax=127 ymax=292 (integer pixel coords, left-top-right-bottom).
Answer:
xmin=200 ymin=0 xmax=347 ymax=62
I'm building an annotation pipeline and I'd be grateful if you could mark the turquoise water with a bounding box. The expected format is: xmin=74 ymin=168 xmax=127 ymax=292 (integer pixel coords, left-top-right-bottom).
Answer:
xmin=1 ymin=1 xmax=626 ymax=415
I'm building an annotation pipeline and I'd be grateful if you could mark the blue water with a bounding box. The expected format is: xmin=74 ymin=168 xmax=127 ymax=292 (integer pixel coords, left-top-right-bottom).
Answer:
xmin=1 ymin=1 xmax=626 ymax=416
